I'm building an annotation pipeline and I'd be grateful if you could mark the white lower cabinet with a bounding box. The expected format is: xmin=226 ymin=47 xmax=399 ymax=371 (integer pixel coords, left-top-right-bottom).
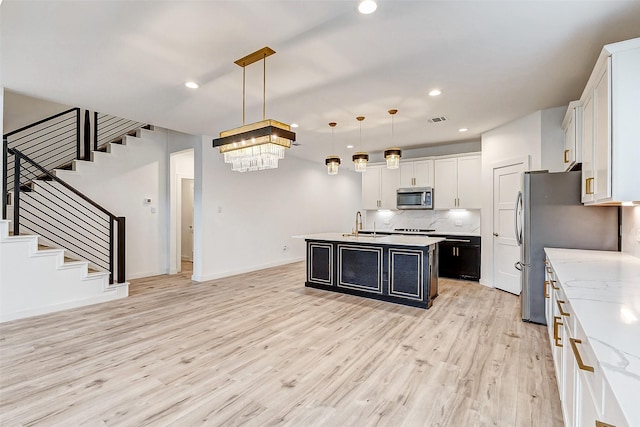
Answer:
xmin=545 ymin=256 xmax=629 ymax=427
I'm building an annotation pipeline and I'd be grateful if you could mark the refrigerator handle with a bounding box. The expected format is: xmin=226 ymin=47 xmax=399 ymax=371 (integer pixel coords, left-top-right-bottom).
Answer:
xmin=514 ymin=190 xmax=523 ymax=246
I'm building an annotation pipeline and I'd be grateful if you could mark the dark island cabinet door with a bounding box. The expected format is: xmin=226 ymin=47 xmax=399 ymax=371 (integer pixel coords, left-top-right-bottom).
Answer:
xmin=307 ymin=242 xmax=333 ymax=286
xmin=337 ymin=245 xmax=383 ymax=293
xmin=388 ymin=248 xmax=424 ymax=300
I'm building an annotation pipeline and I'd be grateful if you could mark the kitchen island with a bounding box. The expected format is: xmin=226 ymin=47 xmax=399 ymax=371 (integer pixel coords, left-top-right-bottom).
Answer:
xmin=300 ymin=233 xmax=444 ymax=309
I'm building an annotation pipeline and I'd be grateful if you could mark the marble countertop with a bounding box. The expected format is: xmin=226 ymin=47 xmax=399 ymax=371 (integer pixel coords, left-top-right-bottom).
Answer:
xmin=360 ymin=230 xmax=481 ymax=237
xmin=296 ymin=233 xmax=444 ymax=247
xmin=544 ymin=248 xmax=640 ymax=424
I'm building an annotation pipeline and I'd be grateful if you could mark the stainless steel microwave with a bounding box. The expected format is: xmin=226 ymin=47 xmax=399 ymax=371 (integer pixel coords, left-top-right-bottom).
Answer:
xmin=397 ymin=187 xmax=433 ymax=210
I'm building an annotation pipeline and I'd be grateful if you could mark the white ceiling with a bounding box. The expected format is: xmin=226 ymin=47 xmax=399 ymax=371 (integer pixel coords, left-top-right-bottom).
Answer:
xmin=2 ymin=1 xmax=640 ymax=165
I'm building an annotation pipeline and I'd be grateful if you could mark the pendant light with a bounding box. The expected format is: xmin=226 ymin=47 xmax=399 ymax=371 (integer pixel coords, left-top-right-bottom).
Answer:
xmin=325 ymin=122 xmax=341 ymax=175
xmin=384 ymin=109 xmax=401 ymax=169
xmin=212 ymin=47 xmax=296 ymax=172
xmin=352 ymin=116 xmax=369 ymax=172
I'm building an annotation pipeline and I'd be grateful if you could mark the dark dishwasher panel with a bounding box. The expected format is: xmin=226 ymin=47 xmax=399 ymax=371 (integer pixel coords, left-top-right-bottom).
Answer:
xmin=432 ymin=235 xmax=480 ymax=281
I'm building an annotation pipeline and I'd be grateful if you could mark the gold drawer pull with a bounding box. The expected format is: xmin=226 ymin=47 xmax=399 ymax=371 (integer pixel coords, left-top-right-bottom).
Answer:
xmin=595 ymin=421 xmax=615 ymax=427
xmin=557 ymin=300 xmax=570 ymax=316
xmin=563 ymin=149 xmax=569 ymax=163
xmin=586 ymin=177 xmax=594 ymax=195
xmin=570 ymin=338 xmax=594 ymax=372
xmin=546 ymin=266 xmax=553 ymax=274
xmin=553 ymin=316 xmax=563 ymax=347
xmin=551 ymin=281 xmax=560 ymax=291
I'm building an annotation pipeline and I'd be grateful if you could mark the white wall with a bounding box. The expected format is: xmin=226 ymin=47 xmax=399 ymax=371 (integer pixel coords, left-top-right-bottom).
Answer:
xmin=57 ymin=129 xmax=169 ymax=280
xmin=3 ymin=90 xmax=71 ymax=134
xmin=622 ymin=206 xmax=640 ymax=258
xmin=193 ymin=136 xmax=362 ymax=281
xmin=541 ymin=106 xmax=567 ymax=172
xmin=480 ymin=111 xmax=541 ymax=287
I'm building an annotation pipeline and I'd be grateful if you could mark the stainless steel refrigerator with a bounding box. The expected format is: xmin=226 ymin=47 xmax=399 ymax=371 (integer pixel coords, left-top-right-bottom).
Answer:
xmin=515 ymin=170 xmax=619 ymax=325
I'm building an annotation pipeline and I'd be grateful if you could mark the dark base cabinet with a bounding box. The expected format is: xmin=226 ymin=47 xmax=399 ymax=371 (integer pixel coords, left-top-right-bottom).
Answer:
xmin=435 ymin=236 xmax=481 ymax=281
xmin=305 ymin=240 xmax=438 ymax=309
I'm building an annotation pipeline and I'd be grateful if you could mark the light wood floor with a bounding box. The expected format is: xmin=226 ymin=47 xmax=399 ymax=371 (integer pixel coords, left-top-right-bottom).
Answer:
xmin=0 ymin=262 xmax=562 ymax=426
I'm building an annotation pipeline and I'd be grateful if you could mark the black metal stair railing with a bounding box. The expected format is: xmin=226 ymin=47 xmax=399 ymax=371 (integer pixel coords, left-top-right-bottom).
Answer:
xmin=94 ymin=112 xmax=146 ymax=151
xmin=6 ymin=145 xmax=125 ymax=284
xmin=3 ymin=108 xmax=82 ymax=196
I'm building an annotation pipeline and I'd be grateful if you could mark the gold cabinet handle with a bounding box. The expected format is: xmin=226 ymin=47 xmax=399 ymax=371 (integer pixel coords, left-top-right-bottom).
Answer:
xmin=553 ymin=316 xmax=563 ymax=347
xmin=563 ymin=149 xmax=569 ymax=163
xmin=595 ymin=421 xmax=616 ymax=427
xmin=544 ymin=280 xmax=550 ymax=298
xmin=569 ymin=338 xmax=594 ymax=372
xmin=546 ymin=266 xmax=553 ymax=274
xmin=557 ymin=299 xmax=570 ymax=317
xmin=544 ymin=280 xmax=558 ymax=297
xmin=586 ymin=177 xmax=594 ymax=195
xmin=551 ymin=281 xmax=559 ymax=291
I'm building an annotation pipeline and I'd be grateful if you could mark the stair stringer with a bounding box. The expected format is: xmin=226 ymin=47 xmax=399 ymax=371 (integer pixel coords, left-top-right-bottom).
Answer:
xmin=0 ymin=220 xmax=128 ymax=323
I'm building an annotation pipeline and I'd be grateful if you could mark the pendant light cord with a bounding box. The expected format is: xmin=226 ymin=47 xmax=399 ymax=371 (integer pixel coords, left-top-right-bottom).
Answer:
xmin=263 ymin=54 xmax=266 ymax=120
xmin=242 ymin=66 xmax=246 ymax=126
xmin=331 ymin=126 xmax=335 ymax=153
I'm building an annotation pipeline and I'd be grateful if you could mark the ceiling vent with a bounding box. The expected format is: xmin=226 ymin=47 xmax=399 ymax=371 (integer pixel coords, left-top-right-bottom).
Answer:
xmin=428 ymin=116 xmax=447 ymax=123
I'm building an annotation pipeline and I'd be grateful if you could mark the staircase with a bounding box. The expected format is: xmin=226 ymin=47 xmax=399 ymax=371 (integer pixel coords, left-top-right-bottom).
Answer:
xmin=2 ymin=109 xmax=147 ymax=322
xmin=0 ymin=219 xmax=127 ymax=322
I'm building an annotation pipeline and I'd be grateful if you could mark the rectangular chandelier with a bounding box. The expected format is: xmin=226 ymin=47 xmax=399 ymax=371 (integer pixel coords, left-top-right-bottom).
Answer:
xmin=213 ymin=119 xmax=295 ymax=172
xmin=212 ymin=47 xmax=295 ymax=173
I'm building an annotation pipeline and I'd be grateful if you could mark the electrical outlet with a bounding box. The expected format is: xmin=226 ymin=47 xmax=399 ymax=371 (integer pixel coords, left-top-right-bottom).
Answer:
xmin=384 ymin=219 xmax=390 ymax=225
xmin=455 ymin=220 xmax=462 ymax=226
xmin=283 ymin=245 xmax=288 ymax=251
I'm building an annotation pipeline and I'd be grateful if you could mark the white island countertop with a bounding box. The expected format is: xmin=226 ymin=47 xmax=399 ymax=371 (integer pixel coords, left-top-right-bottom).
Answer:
xmin=544 ymin=248 xmax=640 ymax=425
xmin=296 ymin=233 xmax=444 ymax=247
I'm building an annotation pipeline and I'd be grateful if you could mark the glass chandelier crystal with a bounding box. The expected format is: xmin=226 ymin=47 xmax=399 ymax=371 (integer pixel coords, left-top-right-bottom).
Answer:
xmin=325 ymin=122 xmax=341 ymax=175
xmin=212 ymin=47 xmax=295 ymax=172
xmin=384 ymin=109 xmax=402 ymax=169
xmin=352 ymin=116 xmax=369 ymax=172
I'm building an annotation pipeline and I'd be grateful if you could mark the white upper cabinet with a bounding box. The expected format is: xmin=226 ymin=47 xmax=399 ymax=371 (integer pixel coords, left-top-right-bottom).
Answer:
xmin=399 ymin=159 xmax=434 ymax=188
xmin=362 ymin=165 xmax=400 ymax=210
xmin=562 ymin=101 xmax=582 ymax=171
xmin=434 ymin=155 xmax=481 ymax=209
xmin=580 ymin=38 xmax=640 ymax=205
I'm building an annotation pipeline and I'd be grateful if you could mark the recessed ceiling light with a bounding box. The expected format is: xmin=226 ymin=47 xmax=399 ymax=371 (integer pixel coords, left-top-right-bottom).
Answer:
xmin=185 ymin=82 xmax=199 ymax=89
xmin=429 ymin=89 xmax=441 ymax=97
xmin=459 ymin=128 xmax=468 ymax=132
xmin=291 ymin=123 xmax=299 ymax=128
xmin=347 ymin=145 xmax=354 ymax=149
xmin=358 ymin=0 xmax=377 ymax=14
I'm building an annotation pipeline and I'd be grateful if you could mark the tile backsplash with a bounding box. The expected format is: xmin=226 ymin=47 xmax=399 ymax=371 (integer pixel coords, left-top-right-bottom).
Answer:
xmin=364 ymin=209 xmax=480 ymax=234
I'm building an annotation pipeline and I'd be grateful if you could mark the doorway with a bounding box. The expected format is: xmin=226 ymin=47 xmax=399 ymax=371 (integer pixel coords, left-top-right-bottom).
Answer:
xmin=180 ymin=178 xmax=194 ymax=269
xmin=169 ymin=149 xmax=195 ymax=274
xmin=492 ymin=157 xmax=528 ymax=294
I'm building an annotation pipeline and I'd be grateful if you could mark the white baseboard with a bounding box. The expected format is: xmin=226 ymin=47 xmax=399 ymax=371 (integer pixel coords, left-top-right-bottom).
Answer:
xmin=0 ymin=285 xmax=128 ymax=323
xmin=479 ymin=278 xmax=493 ymax=288
xmin=191 ymin=257 xmax=304 ymax=282
xmin=126 ymin=270 xmax=166 ymax=280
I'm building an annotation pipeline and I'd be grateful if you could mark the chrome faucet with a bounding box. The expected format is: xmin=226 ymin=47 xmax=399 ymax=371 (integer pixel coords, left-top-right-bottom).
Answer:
xmin=354 ymin=211 xmax=363 ymax=237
